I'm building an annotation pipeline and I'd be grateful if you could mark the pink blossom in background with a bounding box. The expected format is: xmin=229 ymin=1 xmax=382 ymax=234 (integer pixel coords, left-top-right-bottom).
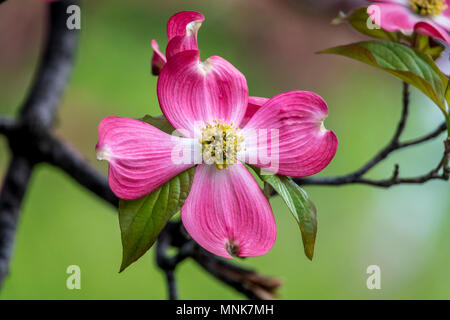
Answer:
xmin=98 ymin=12 xmax=338 ymax=259
xmin=368 ymin=0 xmax=450 ymax=43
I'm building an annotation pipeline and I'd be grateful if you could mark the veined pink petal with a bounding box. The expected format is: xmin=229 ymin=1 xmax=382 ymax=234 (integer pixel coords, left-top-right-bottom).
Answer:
xmin=151 ymin=40 xmax=167 ymax=76
xmin=368 ymin=3 xmax=419 ymax=33
xmin=242 ymin=91 xmax=338 ymax=177
xmin=96 ymin=117 xmax=194 ymax=200
xmin=240 ymin=96 xmax=269 ymax=128
xmin=166 ymin=34 xmax=199 ymax=59
xmin=157 ymin=50 xmax=248 ymax=136
xmin=166 ymin=11 xmax=204 ymax=59
xmin=181 ymin=163 xmax=276 ymax=259
xmin=415 ymin=21 xmax=450 ymax=44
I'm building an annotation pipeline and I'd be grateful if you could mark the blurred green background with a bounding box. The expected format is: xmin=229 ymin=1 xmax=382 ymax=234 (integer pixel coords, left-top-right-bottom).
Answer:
xmin=0 ymin=0 xmax=449 ymax=300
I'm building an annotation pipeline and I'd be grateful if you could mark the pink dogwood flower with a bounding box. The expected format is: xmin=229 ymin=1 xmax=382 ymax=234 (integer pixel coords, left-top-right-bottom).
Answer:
xmin=97 ymin=12 xmax=338 ymax=259
xmin=368 ymin=0 xmax=450 ymax=43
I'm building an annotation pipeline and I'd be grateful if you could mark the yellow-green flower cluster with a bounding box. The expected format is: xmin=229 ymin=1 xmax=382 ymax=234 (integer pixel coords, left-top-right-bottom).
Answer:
xmin=200 ymin=120 xmax=244 ymax=170
xmin=409 ymin=0 xmax=447 ymax=16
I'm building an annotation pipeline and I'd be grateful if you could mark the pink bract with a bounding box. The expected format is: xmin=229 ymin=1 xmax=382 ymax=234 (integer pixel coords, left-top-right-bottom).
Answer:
xmin=151 ymin=11 xmax=204 ymax=75
xmin=368 ymin=0 xmax=450 ymax=44
xmin=98 ymin=11 xmax=338 ymax=259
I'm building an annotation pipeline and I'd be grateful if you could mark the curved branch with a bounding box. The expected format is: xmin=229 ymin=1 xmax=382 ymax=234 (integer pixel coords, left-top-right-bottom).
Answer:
xmin=400 ymin=122 xmax=447 ymax=148
xmin=0 ymin=156 xmax=33 ymax=288
xmin=357 ymin=152 xmax=448 ymax=187
xmin=349 ymin=82 xmax=410 ymax=178
xmin=20 ymin=0 xmax=79 ymax=130
xmin=41 ymin=134 xmax=118 ymax=206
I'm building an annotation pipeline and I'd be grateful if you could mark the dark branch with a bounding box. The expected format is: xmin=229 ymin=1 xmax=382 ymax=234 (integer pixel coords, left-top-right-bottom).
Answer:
xmin=41 ymin=134 xmax=118 ymax=206
xmin=192 ymin=247 xmax=282 ymax=300
xmin=0 ymin=117 xmax=16 ymax=135
xmin=336 ymin=82 xmax=409 ymax=178
xmin=20 ymin=0 xmax=79 ymax=131
xmin=355 ymin=152 xmax=447 ymax=187
xmin=164 ymin=270 xmax=177 ymax=300
xmin=156 ymin=222 xmax=282 ymax=300
xmin=0 ymin=156 xmax=33 ymax=288
xmin=156 ymin=223 xmax=182 ymax=300
xmin=400 ymin=122 xmax=447 ymax=148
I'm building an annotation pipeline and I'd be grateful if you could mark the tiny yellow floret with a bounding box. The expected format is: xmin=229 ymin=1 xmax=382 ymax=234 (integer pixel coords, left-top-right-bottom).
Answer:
xmin=409 ymin=0 xmax=447 ymax=16
xmin=200 ymin=120 xmax=244 ymax=170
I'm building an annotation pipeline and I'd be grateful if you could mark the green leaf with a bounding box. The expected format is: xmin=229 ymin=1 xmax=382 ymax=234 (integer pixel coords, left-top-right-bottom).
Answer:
xmin=118 ymin=167 xmax=195 ymax=272
xmin=140 ymin=114 xmax=175 ymax=134
xmin=320 ymin=41 xmax=448 ymax=113
xmin=335 ymin=7 xmax=398 ymax=42
xmin=259 ymin=173 xmax=317 ymax=260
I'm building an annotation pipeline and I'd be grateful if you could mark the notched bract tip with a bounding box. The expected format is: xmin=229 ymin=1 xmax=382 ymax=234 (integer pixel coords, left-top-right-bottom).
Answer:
xmin=198 ymin=58 xmax=213 ymax=75
xmin=96 ymin=145 xmax=113 ymax=161
xmin=225 ymin=240 xmax=240 ymax=258
xmin=186 ymin=20 xmax=203 ymax=36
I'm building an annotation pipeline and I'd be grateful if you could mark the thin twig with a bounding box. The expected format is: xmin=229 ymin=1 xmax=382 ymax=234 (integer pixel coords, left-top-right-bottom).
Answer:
xmin=346 ymin=82 xmax=409 ymax=178
xmin=357 ymin=152 xmax=448 ymax=187
xmin=295 ymin=83 xmax=449 ymax=188
xmin=400 ymin=122 xmax=447 ymax=148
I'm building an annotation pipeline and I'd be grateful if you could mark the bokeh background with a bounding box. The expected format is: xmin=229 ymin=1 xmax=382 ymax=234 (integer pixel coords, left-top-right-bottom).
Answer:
xmin=0 ymin=0 xmax=449 ymax=300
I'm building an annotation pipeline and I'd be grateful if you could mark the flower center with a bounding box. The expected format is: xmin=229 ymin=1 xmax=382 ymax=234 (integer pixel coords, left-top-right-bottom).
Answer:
xmin=409 ymin=0 xmax=447 ymax=16
xmin=200 ymin=120 xmax=244 ymax=170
